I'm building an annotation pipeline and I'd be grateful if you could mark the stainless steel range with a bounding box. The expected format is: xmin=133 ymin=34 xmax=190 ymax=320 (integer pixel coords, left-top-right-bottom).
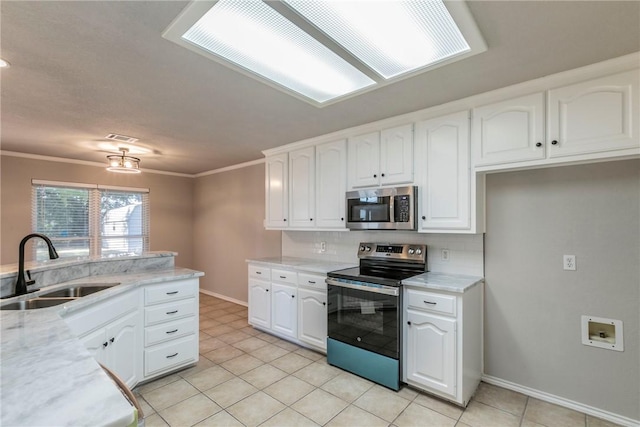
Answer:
xmin=326 ymin=242 xmax=427 ymax=390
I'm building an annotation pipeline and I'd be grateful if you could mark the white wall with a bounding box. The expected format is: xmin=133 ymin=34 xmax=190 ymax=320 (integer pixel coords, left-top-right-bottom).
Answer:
xmin=484 ymin=159 xmax=639 ymax=420
xmin=282 ymin=230 xmax=484 ymax=276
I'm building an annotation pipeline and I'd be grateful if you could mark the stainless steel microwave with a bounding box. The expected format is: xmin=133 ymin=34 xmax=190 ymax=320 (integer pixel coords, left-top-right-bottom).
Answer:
xmin=345 ymin=185 xmax=417 ymax=230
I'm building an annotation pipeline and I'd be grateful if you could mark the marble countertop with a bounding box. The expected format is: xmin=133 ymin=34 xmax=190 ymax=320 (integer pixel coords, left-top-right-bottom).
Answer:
xmin=0 ymin=267 xmax=203 ymax=427
xmin=247 ymin=256 xmax=356 ymax=274
xmin=0 ymin=251 xmax=177 ymax=279
xmin=402 ymin=272 xmax=484 ymax=293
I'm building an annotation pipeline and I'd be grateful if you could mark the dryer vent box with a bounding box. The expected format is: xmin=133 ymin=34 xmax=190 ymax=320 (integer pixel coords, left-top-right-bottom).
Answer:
xmin=581 ymin=315 xmax=623 ymax=352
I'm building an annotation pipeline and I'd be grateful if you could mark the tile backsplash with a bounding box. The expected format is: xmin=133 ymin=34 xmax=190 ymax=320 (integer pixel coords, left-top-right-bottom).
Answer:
xmin=282 ymin=231 xmax=484 ymax=276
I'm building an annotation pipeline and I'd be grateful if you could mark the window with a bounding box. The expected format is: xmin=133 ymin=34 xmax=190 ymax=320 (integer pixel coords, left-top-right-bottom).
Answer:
xmin=32 ymin=180 xmax=149 ymax=260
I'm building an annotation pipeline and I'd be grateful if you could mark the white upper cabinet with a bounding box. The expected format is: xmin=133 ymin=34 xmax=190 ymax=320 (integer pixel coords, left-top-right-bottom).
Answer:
xmin=265 ymin=153 xmax=288 ymax=228
xmin=380 ymin=124 xmax=414 ymax=185
xmin=472 ymin=92 xmax=546 ymax=166
xmin=473 ymin=68 xmax=639 ymax=171
xmin=348 ymin=124 xmax=414 ymax=189
xmin=415 ymin=111 xmax=471 ymax=231
xmin=289 ymin=147 xmax=315 ymax=228
xmin=548 ymin=70 xmax=639 ymax=158
xmin=315 ymin=139 xmax=347 ymax=228
xmin=348 ymin=131 xmax=380 ymax=188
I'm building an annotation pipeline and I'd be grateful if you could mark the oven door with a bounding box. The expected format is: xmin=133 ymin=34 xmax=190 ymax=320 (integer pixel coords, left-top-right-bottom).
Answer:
xmin=326 ymin=278 xmax=400 ymax=359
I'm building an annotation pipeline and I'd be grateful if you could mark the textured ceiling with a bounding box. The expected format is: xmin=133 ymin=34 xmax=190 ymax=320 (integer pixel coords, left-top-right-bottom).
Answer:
xmin=1 ymin=1 xmax=639 ymax=175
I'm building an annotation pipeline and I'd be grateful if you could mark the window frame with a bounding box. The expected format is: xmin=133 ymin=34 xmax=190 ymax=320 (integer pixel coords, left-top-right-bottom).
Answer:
xmin=31 ymin=180 xmax=150 ymax=259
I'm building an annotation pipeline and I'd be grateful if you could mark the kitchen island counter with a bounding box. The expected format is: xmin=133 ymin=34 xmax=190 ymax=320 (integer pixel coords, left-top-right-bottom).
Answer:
xmin=0 ymin=265 xmax=203 ymax=427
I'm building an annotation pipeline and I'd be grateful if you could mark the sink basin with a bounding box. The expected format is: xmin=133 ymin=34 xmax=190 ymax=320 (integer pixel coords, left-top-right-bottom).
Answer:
xmin=1 ymin=298 xmax=76 ymax=310
xmin=38 ymin=283 xmax=119 ymax=298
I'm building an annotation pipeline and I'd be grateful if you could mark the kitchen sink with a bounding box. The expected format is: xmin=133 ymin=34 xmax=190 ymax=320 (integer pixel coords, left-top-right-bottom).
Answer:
xmin=1 ymin=297 xmax=76 ymax=310
xmin=38 ymin=283 xmax=119 ymax=298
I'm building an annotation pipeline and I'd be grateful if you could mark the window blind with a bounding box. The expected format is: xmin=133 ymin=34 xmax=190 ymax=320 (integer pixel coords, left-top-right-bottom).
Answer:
xmin=31 ymin=181 xmax=149 ymax=259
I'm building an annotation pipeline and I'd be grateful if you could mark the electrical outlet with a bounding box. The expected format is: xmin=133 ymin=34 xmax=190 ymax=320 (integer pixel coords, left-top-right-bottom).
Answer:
xmin=320 ymin=241 xmax=326 ymax=252
xmin=441 ymin=249 xmax=450 ymax=262
xmin=563 ymin=255 xmax=576 ymax=271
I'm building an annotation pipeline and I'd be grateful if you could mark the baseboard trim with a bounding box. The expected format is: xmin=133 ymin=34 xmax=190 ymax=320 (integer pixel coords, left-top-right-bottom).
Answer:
xmin=199 ymin=289 xmax=247 ymax=307
xmin=481 ymin=375 xmax=639 ymax=427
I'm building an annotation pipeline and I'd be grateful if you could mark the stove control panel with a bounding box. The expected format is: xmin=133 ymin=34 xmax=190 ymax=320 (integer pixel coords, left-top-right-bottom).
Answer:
xmin=357 ymin=242 xmax=427 ymax=263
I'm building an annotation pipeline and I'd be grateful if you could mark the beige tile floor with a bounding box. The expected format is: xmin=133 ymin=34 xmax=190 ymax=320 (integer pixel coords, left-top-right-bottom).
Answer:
xmin=133 ymin=294 xmax=620 ymax=427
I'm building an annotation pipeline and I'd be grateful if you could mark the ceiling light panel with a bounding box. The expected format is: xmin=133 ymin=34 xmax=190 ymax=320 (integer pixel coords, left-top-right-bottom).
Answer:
xmin=284 ymin=0 xmax=471 ymax=79
xmin=181 ymin=0 xmax=375 ymax=103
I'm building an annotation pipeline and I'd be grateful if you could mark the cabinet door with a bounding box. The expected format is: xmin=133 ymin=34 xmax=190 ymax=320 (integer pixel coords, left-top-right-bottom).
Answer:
xmin=80 ymin=328 xmax=108 ymax=366
xmin=289 ymin=147 xmax=315 ymax=228
xmin=548 ymin=70 xmax=639 ymax=158
xmin=316 ymin=139 xmax=347 ymax=228
xmin=298 ymin=288 xmax=327 ymax=350
xmin=106 ymin=310 xmax=139 ymax=388
xmin=416 ymin=111 xmax=470 ymax=230
xmin=265 ymin=153 xmax=288 ymax=227
xmin=248 ymin=280 xmax=271 ymax=329
xmin=348 ymin=132 xmax=380 ymax=188
xmin=406 ymin=310 xmax=456 ymax=397
xmin=380 ymin=124 xmax=414 ymax=185
xmin=271 ymin=283 xmax=297 ymax=339
xmin=473 ymin=92 xmax=546 ymax=166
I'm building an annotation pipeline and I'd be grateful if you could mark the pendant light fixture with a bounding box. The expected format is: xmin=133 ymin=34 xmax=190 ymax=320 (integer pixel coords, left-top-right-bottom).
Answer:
xmin=106 ymin=147 xmax=141 ymax=174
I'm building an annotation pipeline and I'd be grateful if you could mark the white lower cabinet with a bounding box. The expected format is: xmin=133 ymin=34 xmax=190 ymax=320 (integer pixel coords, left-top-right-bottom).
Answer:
xmin=271 ymin=283 xmax=297 ymax=339
xmin=142 ymin=279 xmax=199 ymax=380
xmin=64 ymin=278 xmax=200 ymax=387
xmin=297 ymin=272 xmax=328 ymax=351
xmin=64 ymin=289 xmax=141 ymax=388
xmin=403 ymin=284 xmax=483 ymax=406
xmin=405 ymin=310 xmax=457 ymax=396
xmin=248 ymin=264 xmax=327 ymax=353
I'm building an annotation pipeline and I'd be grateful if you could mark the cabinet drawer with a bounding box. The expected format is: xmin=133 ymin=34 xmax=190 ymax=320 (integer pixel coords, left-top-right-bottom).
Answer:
xmin=144 ymin=279 xmax=198 ymax=306
xmin=249 ymin=265 xmax=271 ymax=281
xmin=144 ymin=335 xmax=198 ymax=377
xmin=145 ymin=298 xmax=196 ymax=326
xmin=298 ymin=273 xmax=327 ymax=290
xmin=406 ymin=288 xmax=456 ymax=317
xmin=144 ymin=316 xmax=197 ymax=347
xmin=272 ymin=269 xmax=297 ymax=285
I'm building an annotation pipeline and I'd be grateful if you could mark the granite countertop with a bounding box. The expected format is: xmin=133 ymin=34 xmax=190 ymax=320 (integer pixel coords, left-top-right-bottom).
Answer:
xmin=0 ymin=267 xmax=204 ymax=427
xmin=402 ymin=272 xmax=484 ymax=293
xmin=247 ymin=256 xmax=356 ymax=274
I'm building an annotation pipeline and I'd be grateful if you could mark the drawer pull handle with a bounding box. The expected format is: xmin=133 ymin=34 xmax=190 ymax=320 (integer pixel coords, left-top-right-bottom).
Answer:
xmin=103 ymin=342 xmax=109 ymax=348
xmin=280 ymin=276 xmax=286 ymax=279
xmin=166 ymin=310 xmax=179 ymax=315
xmin=110 ymin=337 xmax=115 ymax=343
xmin=291 ymin=295 xmax=295 ymax=298
xmin=166 ymin=329 xmax=178 ymax=334
xmin=166 ymin=291 xmax=179 ymax=295
xmin=256 ymin=271 xmax=262 ymax=274
xmin=322 ymin=302 xmax=326 ymax=306
xmin=166 ymin=353 xmax=179 ymax=359
xmin=308 ymin=281 xmax=316 ymax=284
xmin=424 ymin=301 xmax=437 ymax=305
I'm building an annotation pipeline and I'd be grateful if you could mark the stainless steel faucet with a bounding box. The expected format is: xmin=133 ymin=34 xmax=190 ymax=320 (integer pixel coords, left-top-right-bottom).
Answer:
xmin=15 ymin=233 xmax=59 ymax=296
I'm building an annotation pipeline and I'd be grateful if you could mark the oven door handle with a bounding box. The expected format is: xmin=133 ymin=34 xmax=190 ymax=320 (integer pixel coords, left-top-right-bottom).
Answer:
xmin=325 ymin=278 xmax=399 ymax=296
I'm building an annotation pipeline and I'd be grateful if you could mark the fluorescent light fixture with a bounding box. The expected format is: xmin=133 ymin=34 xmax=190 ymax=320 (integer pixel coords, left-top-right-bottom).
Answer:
xmin=181 ymin=0 xmax=375 ymax=103
xmin=163 ymin=0 xmax=485 ymax=107
xmin=284 ymin=0 xmax=470 ymax=79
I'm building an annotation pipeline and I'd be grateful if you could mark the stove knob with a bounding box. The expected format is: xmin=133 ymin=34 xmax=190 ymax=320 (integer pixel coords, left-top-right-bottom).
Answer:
xmin=359 ymin=245 xmax=365 ymax=252
xmin=415 ymin=249 xmax=423 ymax=255
xmin=365 ymin=246 xmax=371 ymax=252
xmin=408 ymin=248 xmax=415 ymax=254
